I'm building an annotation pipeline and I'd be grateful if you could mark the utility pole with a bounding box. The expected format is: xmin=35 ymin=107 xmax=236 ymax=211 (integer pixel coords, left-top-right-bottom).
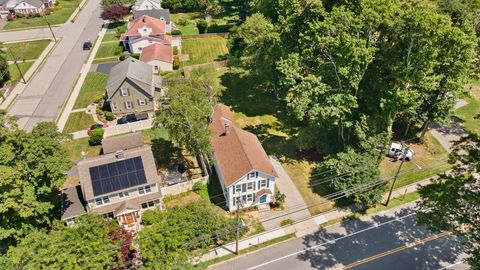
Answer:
xmin=43 ymin=14 xmax=57 ymax=42
xmin=7 ymin=47 xmax=26 ymax=84
xmin=385 ymin=143 xmax=409 ymax=206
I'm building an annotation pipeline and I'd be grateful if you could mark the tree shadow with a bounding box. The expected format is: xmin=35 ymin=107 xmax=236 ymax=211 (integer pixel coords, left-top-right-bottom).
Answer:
xmin=297 ymin=208 xmax=464 ymax=269
xmin=150 ymin=137 xmax=184 ymax=169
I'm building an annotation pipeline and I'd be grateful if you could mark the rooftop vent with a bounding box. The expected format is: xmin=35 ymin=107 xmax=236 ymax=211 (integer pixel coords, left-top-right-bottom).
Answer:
xmin=115 ymin=150 xmax=125 ymax=159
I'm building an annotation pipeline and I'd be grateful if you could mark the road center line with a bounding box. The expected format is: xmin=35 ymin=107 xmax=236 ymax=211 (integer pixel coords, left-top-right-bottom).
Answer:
xmin=246 ymin=212 xmax=417 ymax=270
xmin=336 ymin=231 xmax=452 ymax=269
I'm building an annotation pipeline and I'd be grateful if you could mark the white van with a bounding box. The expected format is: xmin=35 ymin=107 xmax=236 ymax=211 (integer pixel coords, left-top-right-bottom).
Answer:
xmin=388 ymin=142 xmax=415 ymax=161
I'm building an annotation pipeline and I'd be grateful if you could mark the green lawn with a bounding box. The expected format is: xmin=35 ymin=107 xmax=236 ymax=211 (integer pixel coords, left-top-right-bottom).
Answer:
xmin=4 ymin=0 xmax=80 ymax=30
xmin=73 ymin=72 xmax=108 ymax=109
xmin=455 ymin=81 xmax=480 ymax=136
xmin=3 ymin=39 xmax=51 ymax=61
xmin=63 ymin=112 xmax=96 ymax=134
xmin=62 ymin=137 xmax=102 ymax=161
xmin=92 ymin=57 xmax=119 ymax=64
xmin=94 ymin=42 xmax=123 ymax=59
xmin=102 ymin=32 xmax=120 ymax=42
xmin=171 ymin=12 xmax=233 ymax=35
xmin=7 ymin=62 xmax=34 ymax=86
xmin=180 ymin=37 xmax=228 ymax=66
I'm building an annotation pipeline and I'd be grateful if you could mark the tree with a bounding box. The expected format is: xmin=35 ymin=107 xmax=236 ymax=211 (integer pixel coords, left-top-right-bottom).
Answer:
xmin=138 ymin=201 xmax=236 ymax=269
xmin=198 ymin=0 xmax=223 ymax=16
xmin=196 ymin=19 xmax=208 ymax=33
xmin=0 ymin=54 xmax=9 ymax=88
xmin=2 ymin=215 xmax=130 ymax=269
xmin=417 ymin=134 xmax=480 ymax=269
xmin=0 ymin=113 xmax=71 ymax=245
xmin=155 ymin=68 xmax=220 ymax=157
xmin=317 ymin=147 xmax=385 ymax=206
xmin=101 ymin=4 xmax=129 ymax=22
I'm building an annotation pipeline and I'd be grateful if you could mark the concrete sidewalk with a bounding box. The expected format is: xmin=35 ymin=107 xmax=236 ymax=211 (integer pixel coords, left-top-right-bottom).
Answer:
xmin=56 ymin=25 xmax=108 ymax=132
xmin=198 ymin=178 xmax=433 ymax=263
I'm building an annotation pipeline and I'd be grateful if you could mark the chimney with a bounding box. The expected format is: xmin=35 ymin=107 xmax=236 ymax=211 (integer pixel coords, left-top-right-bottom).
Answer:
xmin=142 ymin=16 xmax=146 ymax=23
xmin=223 ymin=122 xmax=229 ymax=136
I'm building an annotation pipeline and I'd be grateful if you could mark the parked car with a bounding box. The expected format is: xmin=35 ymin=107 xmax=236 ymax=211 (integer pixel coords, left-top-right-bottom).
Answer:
xmin=388 ymin=142 xmax=415 ymax=161
xmin=83 ymin=40 xmax=92 ymax=50
xmin=87 ymin=123 xmax=108 ymax=134
xmin=117 ymin=113 xmax=148 ymax=125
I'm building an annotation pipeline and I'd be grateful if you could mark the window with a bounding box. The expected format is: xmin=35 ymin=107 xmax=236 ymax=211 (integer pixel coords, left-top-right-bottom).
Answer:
xmin=138 ymin=185 xmax=152 ymax=195
xmin=250 ymin=172 xmax=256 ymax=178
xmin=138 ymin=99 xmax=146 ymax=106
xmin=120 ymin=88 xmax=129 ymax=96
xmin=141 ymin=199 xmax=160 ymax=209
xmin=154 ymin=66 xmax=159 ymax=71
xmin=233 ymin=196 xmax=241 ymax=206
xmin=125 ymin=101 xmax=133 ymax=109
xmin=139 ymin=47 xmax=143 ymax=51
xmin=118 ymin=191 xmax=129 ymax=198
xmin=247 ymin=194 xmax=253 ymax=201
xmin=102 ymin=212 xmax=114 ymax=219
xmin=95 ymin=196 xmax=110 ymax=206
xmin=111 ymin=102 xmax=118 ymax=110
xmin=247 ymin=182 xmax=254 ymax=191
xmin=260 ymin=179 xmax=267 ymax=188
xmin=235 ymin=185 xmax=241 ymax=193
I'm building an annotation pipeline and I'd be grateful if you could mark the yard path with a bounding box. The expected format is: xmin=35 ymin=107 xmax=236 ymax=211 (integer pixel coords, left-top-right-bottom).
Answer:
xmin=260 ymin=158 xmax=312 ymax=230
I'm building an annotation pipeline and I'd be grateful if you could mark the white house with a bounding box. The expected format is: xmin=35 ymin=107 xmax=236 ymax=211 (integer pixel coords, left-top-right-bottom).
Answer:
xmin=139 ymin=41 xmax=173 ymax=71
xmin=209 ymin=104 xmax=278 ymax=212
xmin=120 ymin=15 xmax=171 ymax=54
xmin=10 ymin=0 xmax=45 ymax=14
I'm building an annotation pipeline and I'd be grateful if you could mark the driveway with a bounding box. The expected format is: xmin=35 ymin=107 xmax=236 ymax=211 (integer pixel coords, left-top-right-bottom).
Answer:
xmin=260 ymin=158 xmax=312 ymax=230
xmin=90 ymin=61 xmax=119 ymax=74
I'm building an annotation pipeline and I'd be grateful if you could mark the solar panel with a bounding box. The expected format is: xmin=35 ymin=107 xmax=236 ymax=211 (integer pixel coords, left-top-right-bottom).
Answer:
xmin=89 ymin=156 xmax=147 ymax=196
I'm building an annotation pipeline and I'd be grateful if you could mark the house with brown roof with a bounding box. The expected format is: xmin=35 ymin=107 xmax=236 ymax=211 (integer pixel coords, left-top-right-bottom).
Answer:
xmin=139 ymin=41 xmax=173 ymax=71
xmin=209 ymin=104 xmax=278 ymax=212
xmin=61 ymin=133 xmax=163 ymax=231
xmin=120 ymin=15 xmax=172 ymax=54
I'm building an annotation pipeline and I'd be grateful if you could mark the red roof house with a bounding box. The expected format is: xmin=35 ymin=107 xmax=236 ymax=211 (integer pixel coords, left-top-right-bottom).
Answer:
xmin=139 ymin=41 xmax=173 ymax=71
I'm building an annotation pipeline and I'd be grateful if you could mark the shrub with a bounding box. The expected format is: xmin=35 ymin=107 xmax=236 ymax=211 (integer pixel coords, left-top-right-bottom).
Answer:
xmin=280 ymin=218 xmax=294 ymax=227
xmin=196 ymin=19 xmax=208 ymax=33
xmin=177 ymin=17 xmax=189 ymax=26
xmin=171 ymin=29 xmax=182 ymax=36
xmin=119 ymin=55 xmax=125 ymax=61
xmin=192 ymin=182 xmax=209 ymax=202
xmin=105 ymin=112 xmax=115 ymax=121
xmin=44 ymin=9 xmax=51 ymax=15
xmin=173 ymin=46 xmax=178 ymax=55
xmin=130 ymin=53 xmax=140 ymax=59
xmin=114 ymin=46 xmax=124 ymax=56
xmin=34 ymin=13 xmax=41 ymax=18
xmin=16 ymin=13 xmax=25 ymax=18
xmin=173 ymin=55 xmax=180 ymax=70
xmin=88 ymin=128 xmax=104 ymax=145
xmin=270 ymin=192 xmax=286 ymax=209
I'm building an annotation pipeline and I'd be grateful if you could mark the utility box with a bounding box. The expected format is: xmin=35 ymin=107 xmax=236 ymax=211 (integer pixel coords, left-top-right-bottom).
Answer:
xmin=388 ymin=142 xmax=415 ymax=161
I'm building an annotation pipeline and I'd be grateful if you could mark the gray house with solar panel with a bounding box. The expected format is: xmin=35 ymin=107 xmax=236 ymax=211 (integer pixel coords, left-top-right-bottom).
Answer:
xmin=61 ymin=133 xmax=163 ymax=231
xmin=106 ymin=58 xmax=164 ymax=116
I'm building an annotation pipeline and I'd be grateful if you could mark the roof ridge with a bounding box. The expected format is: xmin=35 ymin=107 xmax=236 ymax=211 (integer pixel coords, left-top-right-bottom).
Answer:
xmin=231 ymin=126 xmax=255 ymax=172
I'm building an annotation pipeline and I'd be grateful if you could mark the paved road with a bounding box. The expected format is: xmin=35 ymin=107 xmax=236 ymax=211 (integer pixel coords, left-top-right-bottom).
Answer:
xmin=7 ymin=0 xmax=103 ymax=131
xmin=212 ymin=207 xmax=467 ymax=270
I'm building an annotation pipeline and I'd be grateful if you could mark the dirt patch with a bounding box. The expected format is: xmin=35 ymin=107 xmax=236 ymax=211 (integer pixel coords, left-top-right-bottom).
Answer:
xmin=164 ymin=192 xmax=202 ymax=208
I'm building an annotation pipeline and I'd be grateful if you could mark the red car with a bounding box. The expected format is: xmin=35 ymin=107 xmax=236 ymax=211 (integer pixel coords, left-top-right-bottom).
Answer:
xmin=87 ymin=123 xmax=108 ymax=134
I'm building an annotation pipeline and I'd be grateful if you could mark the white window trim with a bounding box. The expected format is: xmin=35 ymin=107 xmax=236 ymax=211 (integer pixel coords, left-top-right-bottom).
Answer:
xmin=95 ymin=196 xmax=110 ymax=206
xmin=138 ymin=99 xmax=146 ymax=106
xmin=260 ymin=179 xmax=267 ymax=188
xmin=120 ymin=88 xmax=129 ymax=97
xmin=235 ymin=185 xmax=241 ymax=193
xmin=250 ymin=172 xmax=256 ymax=178
xmin=111 ymin=102 xmax=118 ymax=110
xmin=125 ymin=101 xmax=133 ymax=109
xmin=138 ymin=185 xmax=152 ymax=195
xmin=118 ymin=191 xmax=129 ymax=198
xmin=247 ymin=182 xmax=253 ymax=191
xmin=247 ymin=194 xmax=253 ymax=201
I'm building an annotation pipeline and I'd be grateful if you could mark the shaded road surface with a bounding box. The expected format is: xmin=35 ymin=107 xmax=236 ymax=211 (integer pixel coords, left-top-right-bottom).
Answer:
xmin=212 ymin=206 xmax=467 ymax=270
xmin=7 ymin=0 xmax=103 ymax=131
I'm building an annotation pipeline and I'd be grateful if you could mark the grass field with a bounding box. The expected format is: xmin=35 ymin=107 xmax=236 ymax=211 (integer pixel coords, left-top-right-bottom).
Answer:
xmin=4 ymin=0 xmax=79 ymax=30
xmin=3 ymin=39 xmax=51 ymax=61
xmin=62 ymin=137 xmax=102 ymax=161
xmin=171 ymin=12 xmax=233 ymax=35
xmin=102 ymin=32 xmax=120 ymax=42
xmin=7 ymin=62 xmax=34 ymax=85
xmin=95 ymin=42 xmax=123 ymax=59
xmin=63 ymin=112 xmax=96 ymax=134
xmin=73 ymin=72 xmax=108 ymax=109
xmin=455 ymin=81 xmax=480 ymax=136
xmin=180 ymin=37 xmax=228 ymax=66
